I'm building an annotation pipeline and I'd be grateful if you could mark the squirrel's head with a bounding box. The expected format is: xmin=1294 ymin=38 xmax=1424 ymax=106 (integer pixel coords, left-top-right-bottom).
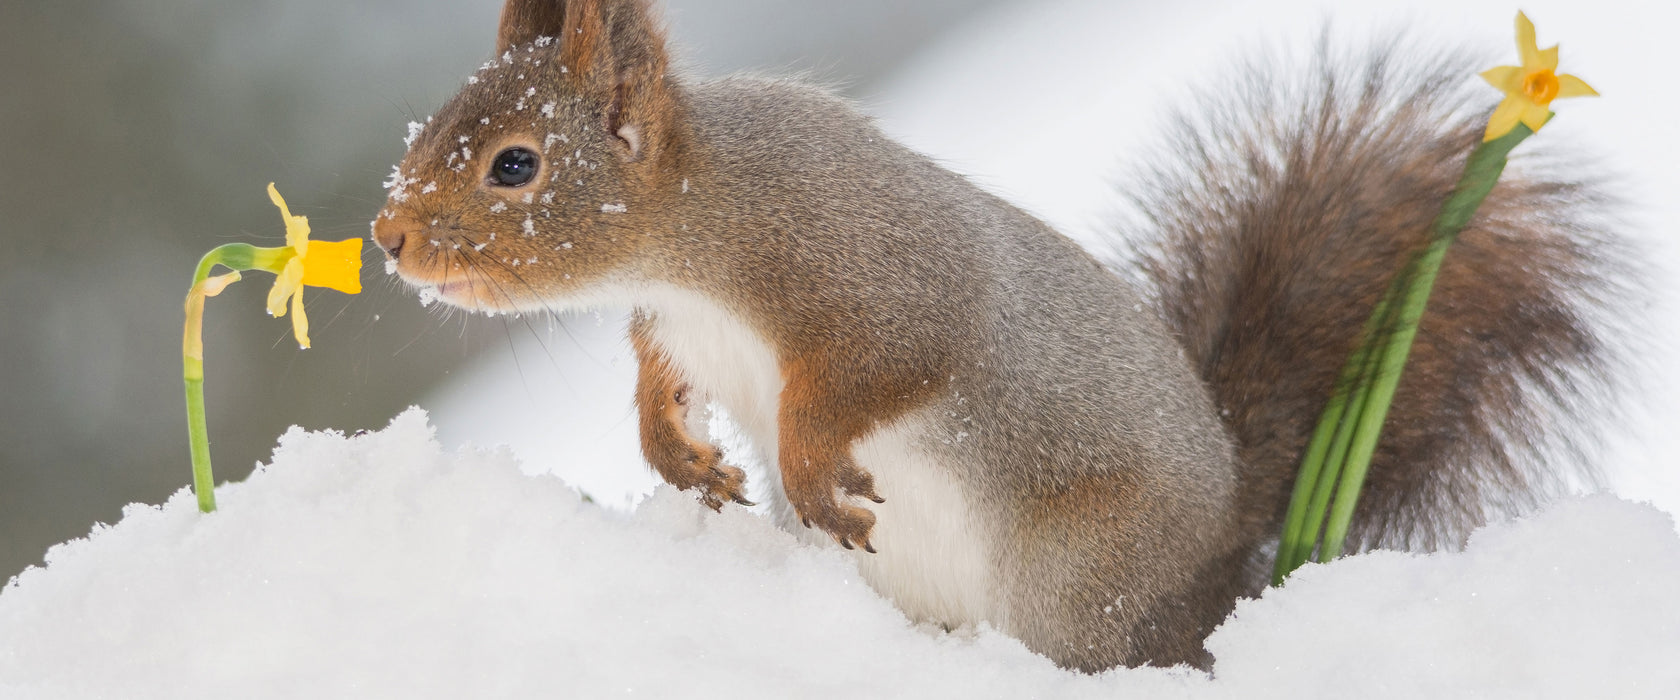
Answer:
xmin=373 ymin=0 xmax=682 ymax=314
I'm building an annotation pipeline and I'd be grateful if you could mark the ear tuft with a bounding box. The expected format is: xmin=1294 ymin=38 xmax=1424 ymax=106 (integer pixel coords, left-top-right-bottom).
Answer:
xmin=497 ymin=0 xmax=571 ymax=55
xmin=500 ymin=0 xmax=678 ymax=165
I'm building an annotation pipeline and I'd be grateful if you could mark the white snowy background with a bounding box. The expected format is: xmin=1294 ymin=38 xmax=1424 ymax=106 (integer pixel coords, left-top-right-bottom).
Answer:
xmin=3 ymin=0 xmax=1679 ymax=697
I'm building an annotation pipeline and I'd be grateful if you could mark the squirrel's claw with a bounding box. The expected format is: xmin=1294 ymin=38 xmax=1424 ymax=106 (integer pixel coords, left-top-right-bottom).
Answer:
xmin=785 ymin=453 xmax=882 ymax=554
xmin=654 ymin=442 xmax=752 ymax=513
xmin=836 ymin=463 xmax=883 ymax=503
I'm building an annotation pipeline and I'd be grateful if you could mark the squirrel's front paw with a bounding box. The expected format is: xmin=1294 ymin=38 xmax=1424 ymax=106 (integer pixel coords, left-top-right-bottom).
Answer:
xmin=676 ymin=446 xmax=755 ymax=511
xmin=786 ymin=460 xmax=882 ymax=553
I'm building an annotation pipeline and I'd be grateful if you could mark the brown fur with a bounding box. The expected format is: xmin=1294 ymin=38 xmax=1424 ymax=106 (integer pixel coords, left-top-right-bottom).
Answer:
xmin=629 ymin=314 xmax=751 ymax=509
xmin=373 ymin=2 xmax=1627 ymax=672
xmin=1129 ymin=44 xmax=1623 ymax=554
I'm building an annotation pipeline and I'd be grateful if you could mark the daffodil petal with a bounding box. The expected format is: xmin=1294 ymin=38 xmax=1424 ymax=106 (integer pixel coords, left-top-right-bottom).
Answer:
xmin=266 ymin=182 xmax=292 ymax=220
xmin=1480 ymin=65 xmax=1522 ymax=92
xmin=1484 ymin=97 xmax=1525 ymax=142
xmin=267 ymin=182 xmax=310 ymax=253
xmin=1515 ymin=12 xmax=1541 ymax=68
xmin=290 ymin=287 xmax=310 ymax=349
xmin=1556 ymin=73 xmax=1598 ymax=98
xmin=267 ymin=259 xmax=304 ymax=318
xmin=300 ymin=238 xmax=365 ymax=294
xmin=1536 ymin=44 xmax=1559 ymax=72
xmin=1519 ymin=102 xmax=1552 ymax=132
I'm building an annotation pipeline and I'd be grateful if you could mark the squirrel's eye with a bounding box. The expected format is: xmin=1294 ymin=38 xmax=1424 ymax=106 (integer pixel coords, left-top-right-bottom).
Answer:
xmin=489 ymin=147 xmax=539 ymax=187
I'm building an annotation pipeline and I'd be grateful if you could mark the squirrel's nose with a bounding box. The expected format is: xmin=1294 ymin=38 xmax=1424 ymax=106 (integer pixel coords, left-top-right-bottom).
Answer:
xmin=372 ymin=214 xmax=414 ymax=259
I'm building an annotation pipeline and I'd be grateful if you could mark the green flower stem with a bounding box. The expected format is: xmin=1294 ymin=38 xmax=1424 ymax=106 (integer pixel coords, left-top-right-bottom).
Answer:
xmin=1314 ymin=123 xmax=1534 ymax=560
xmin=183 ymin=243 xmax=293 ymax=513
xmin=184 ymin=369 xmax=214 ymax=512
xmin=1273 ymin=120 xmax=1540 ymax=580
xmin=1272 ymin=280 xmax=1400 ymax=584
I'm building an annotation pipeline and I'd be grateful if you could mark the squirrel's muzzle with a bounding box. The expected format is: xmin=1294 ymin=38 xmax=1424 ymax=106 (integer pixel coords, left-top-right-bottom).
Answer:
xmin=372 ymin=213 xmax=417 ymax=260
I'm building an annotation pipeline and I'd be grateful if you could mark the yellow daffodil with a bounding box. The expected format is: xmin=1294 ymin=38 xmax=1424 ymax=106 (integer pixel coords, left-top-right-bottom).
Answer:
xmin=181 ymin=184 xmax=366 ymax=512
xmin=263 ymin=182 xmax=363 ymax=349
xmin=1480 ymin=11 xmax=1597 ymax=142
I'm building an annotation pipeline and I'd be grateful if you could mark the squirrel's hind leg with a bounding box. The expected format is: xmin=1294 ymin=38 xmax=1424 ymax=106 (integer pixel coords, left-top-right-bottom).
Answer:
xmin=630 ymin=315 xmax=753 ymax=510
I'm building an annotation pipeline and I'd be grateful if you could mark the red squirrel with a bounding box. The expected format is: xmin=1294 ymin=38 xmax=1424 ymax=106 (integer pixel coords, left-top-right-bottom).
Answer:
xmin=372 ymin=0 xmax=1620 ymax=670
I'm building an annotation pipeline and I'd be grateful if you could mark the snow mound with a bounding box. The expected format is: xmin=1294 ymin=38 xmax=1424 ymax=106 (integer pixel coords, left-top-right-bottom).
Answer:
xmin=1 ymin=410 xmax=1676 ymax=698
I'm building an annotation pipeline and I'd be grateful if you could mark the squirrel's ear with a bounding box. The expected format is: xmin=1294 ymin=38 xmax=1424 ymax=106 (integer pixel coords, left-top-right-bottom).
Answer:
xmin=543 ymin=0 xmax=676 ymax=164
xmin=499 ymin=1 xmax=674 ymax=164
xmin=497 ymin=0 xmax=570 ymax=56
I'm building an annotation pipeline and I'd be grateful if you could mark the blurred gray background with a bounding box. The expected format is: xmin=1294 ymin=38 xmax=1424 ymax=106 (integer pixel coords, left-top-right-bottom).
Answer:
xmin=0 ymin=0 xmax=1008 ymax=582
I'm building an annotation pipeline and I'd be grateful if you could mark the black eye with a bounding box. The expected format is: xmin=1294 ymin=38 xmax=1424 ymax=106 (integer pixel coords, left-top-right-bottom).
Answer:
xmin=490 ymin=147 xmax=539 ymax=187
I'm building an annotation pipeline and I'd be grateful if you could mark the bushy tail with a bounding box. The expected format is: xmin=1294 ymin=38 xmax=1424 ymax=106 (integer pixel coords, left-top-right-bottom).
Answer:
xmin=1126 ymin=42 xmax=1630 ymax=553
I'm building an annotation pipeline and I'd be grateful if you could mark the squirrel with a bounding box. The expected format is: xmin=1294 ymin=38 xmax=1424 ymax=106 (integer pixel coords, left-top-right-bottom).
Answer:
xmin=372 ymin=0 xmax=1621 ymax=671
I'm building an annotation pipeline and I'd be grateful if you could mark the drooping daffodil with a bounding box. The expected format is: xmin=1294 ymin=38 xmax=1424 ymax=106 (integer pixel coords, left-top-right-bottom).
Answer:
xmin=264 ymin=182 xmax=363 ymax=349
xmin=1480 ymin=11 xmax=1597 ymax=142
xmin=180 ymin=183 xmax=364 ymax=512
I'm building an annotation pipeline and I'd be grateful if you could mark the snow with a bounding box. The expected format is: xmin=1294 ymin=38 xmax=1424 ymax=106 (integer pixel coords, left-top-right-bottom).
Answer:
xmin=5 ymin=0 xmax=1680 ymax=695
xmin=0 ymin=411 xmax=1674 ymax=698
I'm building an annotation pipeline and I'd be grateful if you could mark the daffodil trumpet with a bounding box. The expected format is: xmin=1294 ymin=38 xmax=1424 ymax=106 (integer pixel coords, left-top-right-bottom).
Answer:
xmin=182 ymin=184 xmax=362 ymax=513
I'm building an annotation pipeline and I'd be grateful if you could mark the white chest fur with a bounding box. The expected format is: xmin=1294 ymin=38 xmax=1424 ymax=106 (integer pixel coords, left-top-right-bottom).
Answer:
xmin=634 ymin=286 xmax=999 ymax=630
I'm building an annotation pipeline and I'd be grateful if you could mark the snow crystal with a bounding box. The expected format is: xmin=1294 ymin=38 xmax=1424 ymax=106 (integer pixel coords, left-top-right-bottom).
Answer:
xmin=382 ymin=165 xmax=417 ymax=202
xmin=543 ymin=133 xmax=567 ymax=150
xmin=489 ymin=201 xmax=507 ymax=214
xmin=682 ymin=178 xmax=689 ymax=194
xmin=535 ymin=35 xmax=554 ymax=47
xmin=383 ymin=259 xmax=398 ymax=275
xmin=541 ymin=102 xmax=556 ymax=118
xmin=522 ymin=192 xmax=533 ymax=204
xmin=541 ymin=192 xmax=554 ymax=205
xmin=421 ymin=182 xmax=437 ymax=195
xmin=467 ymin=75 xmax=479 ymax=85
xmin=601 ymin=203 xmax=627 ymax=214
xmin=522 ymin=217 xmax=536 ymax=236
xmin=415 ymin=286 xmax=439 ymax=307
xmin=404 ymin=121 xmax=424 ymax=147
